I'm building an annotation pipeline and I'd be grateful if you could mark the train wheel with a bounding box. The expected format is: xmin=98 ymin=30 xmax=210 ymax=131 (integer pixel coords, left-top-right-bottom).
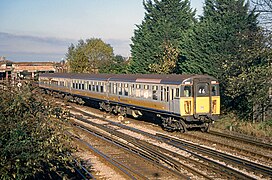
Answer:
xmin=161 ymin=117 xmax=187 ymax=132
xmin=201 ymin=122 xmax=211 ymax=132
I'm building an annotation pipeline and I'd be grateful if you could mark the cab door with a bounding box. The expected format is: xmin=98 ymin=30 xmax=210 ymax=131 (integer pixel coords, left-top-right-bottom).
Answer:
xmin=194 ymin=79 xmax=211 ymax=115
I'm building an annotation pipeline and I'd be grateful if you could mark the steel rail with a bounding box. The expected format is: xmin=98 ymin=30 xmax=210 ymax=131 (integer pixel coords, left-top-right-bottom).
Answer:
xmin=209 ymin=130 xmax=272 ymax=149
xmin=70 ymin=109 xmax=255 ymax=179
xmin=157 ymin=133 xmax=272 ymax=178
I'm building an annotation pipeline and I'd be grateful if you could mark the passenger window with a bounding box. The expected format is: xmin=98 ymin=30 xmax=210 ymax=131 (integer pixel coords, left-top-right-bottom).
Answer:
xmin=175 ymin=88 xmax=180 ymax=98
xmin=118 ymin=83 xmax=122 ymax=95
xmin=160 ymin=86 xmax=164 ymax=101
xmin=183 ymin=86 xmax=192 ymax=97
xmin=131 ymin=84 xmax=135 ymax=97
xmin=152 ymin=86 xmax=158 ymax=100
xmin=100 ymin=83 xmax=104 ymax=93
xmin=136 ymin=84 xmax=141 ymax=97
xmin=143 ymin=85 xmax=149 ymax=98
xmin=113 ymin=83 xmax=117 ymax=94
xmin=124 ymin=84 xmax=128 ymax=96
xmin=92 ymin=82 xmax=95 ymax=91
xmin=96 ymin=82 xmax=99 ymax=92
xmin=165 ymin=87 xmax=169 ymax=102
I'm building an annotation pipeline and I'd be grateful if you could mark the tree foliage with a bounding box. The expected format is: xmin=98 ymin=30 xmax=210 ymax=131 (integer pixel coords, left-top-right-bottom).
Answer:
xmin=149 ymin=41 xmax=180 ymax=74
xmin=128 ymin=0 xmax=272 ymax=120
xmin=99 ymin=55 xmax=129 ymax=74
xmin=223 ymin=30 xmax=272 ymax=120
xmin=129 ymin=0 xmax=196 ymax=74
xmin=178 ymin=0 xmax=259 ymax=77
xmin=67 ymin=38 xmax=114 ymax=73
xmin=0 ymin=83 xmax=74 ymax=179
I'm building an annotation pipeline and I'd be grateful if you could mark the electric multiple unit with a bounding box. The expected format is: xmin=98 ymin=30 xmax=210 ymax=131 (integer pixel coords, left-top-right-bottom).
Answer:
xmin=39 ymin=73 xmax=220 ymax=132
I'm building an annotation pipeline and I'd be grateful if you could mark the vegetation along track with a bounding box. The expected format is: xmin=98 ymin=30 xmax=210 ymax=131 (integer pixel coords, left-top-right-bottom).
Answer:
xmin=69 ymin=117 xmax=188 ymax=179
xmin=67 ymin=105 xmax=268 ymax=179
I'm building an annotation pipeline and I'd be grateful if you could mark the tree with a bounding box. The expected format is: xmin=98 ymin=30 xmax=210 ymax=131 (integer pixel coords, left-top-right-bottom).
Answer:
xmin=223 ymin=29 xmax=272 ymax=120
xmin=129 ymin=0 xmax=196 ymax=74
xmin=67 ymin=38 xmax=114 ymax=73
xmin=178 ymin=0 xmax=259 ymax=78
xmin=177 ymin=0 xmax=272 ymax=120
xmin=99 ymin=55 xmax=129 ymax=74
xmin=149 ymin=41 xmax=180 ymax=74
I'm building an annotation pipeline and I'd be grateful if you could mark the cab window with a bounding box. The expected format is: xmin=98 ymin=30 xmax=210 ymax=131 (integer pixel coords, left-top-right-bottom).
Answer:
xmin=183 ymin=86 xmax=192 ymax=97
xmin=197 ymin=83 xmax=208 ymax=96
xmin=212 ymin=84 xmax=219 ymax=96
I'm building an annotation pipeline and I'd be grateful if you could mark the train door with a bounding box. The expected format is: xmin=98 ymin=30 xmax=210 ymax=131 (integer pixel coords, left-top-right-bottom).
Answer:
xmin=169 ymin=86 xmax=180 ymax=114
xmin=194 ymin=79 xmax=211 ymax=115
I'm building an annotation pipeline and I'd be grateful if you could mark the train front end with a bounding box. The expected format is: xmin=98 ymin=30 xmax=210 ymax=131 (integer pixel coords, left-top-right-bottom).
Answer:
xmin=180 ymin=75 xmax=220 ymax=131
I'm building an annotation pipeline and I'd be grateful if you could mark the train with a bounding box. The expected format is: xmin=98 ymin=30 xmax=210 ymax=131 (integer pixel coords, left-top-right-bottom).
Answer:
xmin=39 ymin=73 xmax=220 ymax=132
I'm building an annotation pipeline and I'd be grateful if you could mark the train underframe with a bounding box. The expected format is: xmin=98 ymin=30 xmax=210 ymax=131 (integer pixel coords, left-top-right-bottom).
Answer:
xmin=99 ymin=101 xmax=214 ymax=133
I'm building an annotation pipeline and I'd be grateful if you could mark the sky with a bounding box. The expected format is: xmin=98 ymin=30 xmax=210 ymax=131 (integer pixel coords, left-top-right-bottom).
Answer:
xmin=0 ymin=0 xmax=204 ymax=62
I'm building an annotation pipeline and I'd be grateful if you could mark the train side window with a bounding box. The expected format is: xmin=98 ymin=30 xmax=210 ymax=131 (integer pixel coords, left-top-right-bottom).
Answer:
xmin=160 ymin=86 xmax=164 ymax=101
xmin=152 ymin=85 xmax=158 ymax=100
xmin=109 ymin=83 xmax=112 ymax=93
xmin=175 ymin=88 xmax=180 ymax=98
xmin=113 ymin=83 xmax=117 ymax=94
xmin=92 ymin=82 xmax=95 ymax=91
xmin=183 ymin=86 xmax=192 ymax=97
xmin=95 ymin=82 xmax=98 ymax=92
xmin=143 ymin=85 xmax=149 ymax=99
xmin=100 ymin=83 xmax=104 ymax=93
xmin=124 ymin=83 xmax=128 ymax=96
xmin=135 ymin=84 xmax=141 ymax=97
xmin=118 ymin=83 xmax=122 ymax=95
xmin=165 ymin=86 xmax=169 ymax=102
xmin=131 ymin=84 xmax=135 ymax=97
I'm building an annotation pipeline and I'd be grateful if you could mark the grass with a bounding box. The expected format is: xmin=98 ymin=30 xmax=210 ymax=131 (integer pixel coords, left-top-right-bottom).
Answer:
xmin=212 ymin=114 xmax=272 ymax=139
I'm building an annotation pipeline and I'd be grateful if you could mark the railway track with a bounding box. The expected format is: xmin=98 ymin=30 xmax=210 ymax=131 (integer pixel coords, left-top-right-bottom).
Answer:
xmin=71 ymin=157 xmax=95 ymax=180
xmin=47 ymin=95 xmax=272 ymax=179
xmin=69 ymin=117 xmax=190 ymax=179
xmin=209 ymin=130 xmax=272 ymax=149
xmin=157 ymin=133 xmax=272 ymax=179
xmin=67 ymin=106 xmax=270 ymax=179
xmin=173 ymin=131 xmax=272 ymax=167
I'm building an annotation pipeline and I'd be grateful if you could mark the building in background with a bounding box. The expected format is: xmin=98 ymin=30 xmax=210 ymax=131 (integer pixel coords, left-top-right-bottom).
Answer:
xmin=0 ymin=56 xmax=68 ymax=80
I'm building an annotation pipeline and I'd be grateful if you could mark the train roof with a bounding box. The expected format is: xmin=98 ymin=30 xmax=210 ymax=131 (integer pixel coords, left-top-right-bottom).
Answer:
xmin=39 ymin=73 xmax=218 ymax=85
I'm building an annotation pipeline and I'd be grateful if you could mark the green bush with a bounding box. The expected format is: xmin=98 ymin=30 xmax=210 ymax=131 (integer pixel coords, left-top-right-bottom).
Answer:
xmin=0 ymin=83 xmax=74 ymax=179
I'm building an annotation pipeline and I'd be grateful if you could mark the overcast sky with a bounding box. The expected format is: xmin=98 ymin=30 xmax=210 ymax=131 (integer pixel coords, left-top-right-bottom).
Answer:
xmin=0 ymin=0 xmax=204 ymax=62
